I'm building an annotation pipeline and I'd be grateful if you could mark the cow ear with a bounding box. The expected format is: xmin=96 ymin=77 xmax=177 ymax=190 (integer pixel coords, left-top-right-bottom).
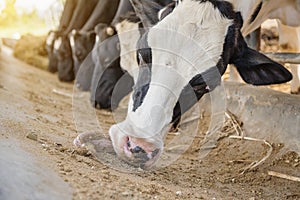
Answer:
xmin=130 ymin=0 xmax=163 ymax=28
xmin=233 ymin=47 xmax=292 ymax=85
xmin=106 ymin=26 xmax=115 ymax=36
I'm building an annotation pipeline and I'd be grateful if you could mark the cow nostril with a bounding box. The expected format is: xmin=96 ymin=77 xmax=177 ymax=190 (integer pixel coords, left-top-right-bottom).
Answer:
xmin=130 ymin=146 xmax=146 ymax=154
xmin=127 ymin=140 xmax=131 ymax=148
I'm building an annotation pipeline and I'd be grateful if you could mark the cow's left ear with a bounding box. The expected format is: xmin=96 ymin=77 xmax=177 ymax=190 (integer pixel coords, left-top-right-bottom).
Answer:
xmin=232 ymin=46 xmax=292 ymax=85
xmin=130 ymin=0 xmax=164 ymax=28
xmin=231 ymin=30 xmax=292 ymax=85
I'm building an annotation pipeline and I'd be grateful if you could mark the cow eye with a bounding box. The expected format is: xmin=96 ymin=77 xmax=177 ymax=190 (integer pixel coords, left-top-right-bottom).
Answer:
xmin=137 ymin=47 xmax=152 ymax=66
xmin=138 ymin=53 xmax=146 ymax=66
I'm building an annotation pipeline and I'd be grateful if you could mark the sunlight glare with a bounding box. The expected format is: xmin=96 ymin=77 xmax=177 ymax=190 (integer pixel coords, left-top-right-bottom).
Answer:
xmin=15 ymin=0 xmax=56 ymax=13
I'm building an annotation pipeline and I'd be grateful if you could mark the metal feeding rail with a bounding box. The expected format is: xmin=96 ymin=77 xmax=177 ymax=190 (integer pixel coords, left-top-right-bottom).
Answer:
xmin=246 ymin=28 xmax=300 ymax=64
xmin=264 ymin=52 xmax=300 ymax=64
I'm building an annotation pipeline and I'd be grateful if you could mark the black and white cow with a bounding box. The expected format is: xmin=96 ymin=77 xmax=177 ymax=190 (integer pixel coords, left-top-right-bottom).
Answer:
xmin=69 ymin=0 xmax=120 ymax=75
xmin=53 ymin=0 xmax=99 ymax=82
xmin=46 ymin=0 xmax=77 ymax=73
xmin=107 ymin=0 xmax=292 ymax=169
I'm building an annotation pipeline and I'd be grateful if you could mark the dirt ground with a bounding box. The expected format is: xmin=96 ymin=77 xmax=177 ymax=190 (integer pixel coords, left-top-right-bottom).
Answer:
xmin=1 ymin=26 xmax=300 ymax=199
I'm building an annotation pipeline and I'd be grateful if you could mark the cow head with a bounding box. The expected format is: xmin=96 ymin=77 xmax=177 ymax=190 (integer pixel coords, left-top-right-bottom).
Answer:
xmin=90 ymin=24 xmax=122 ymax=110
xmin=109 ymin=0 xmax=292 ymax=169
xmin=94 ymin=23 xmax=116 ymax=43
xmin=54 ymin=33 xmax=75 ymax=82
xmin=91 ymin=13 xmax=142 ymax=110
xmin=69 ymin=29 xmax=96 ymax=75
xmin=74 ymin=23 xmax=118 ymax=91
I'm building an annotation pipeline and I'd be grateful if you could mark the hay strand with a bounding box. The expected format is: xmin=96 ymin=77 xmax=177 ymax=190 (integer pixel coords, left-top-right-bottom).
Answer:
xmin=268 ymin=170 xmax=300 ymax=182
xmin=229 ymin=135 xmax=273 ymax=174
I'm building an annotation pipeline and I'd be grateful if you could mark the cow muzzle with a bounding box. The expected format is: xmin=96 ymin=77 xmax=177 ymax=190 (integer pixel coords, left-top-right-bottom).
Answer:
xmin=123 ymin=136 xmax=160 ymax=168
xmin=109 ymin=124 xmax=162 ymax=169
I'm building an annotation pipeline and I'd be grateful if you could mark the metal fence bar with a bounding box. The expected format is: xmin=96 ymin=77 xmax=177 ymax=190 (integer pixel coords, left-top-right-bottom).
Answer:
xmin=263 ymin=52 xmax=300 ymax=64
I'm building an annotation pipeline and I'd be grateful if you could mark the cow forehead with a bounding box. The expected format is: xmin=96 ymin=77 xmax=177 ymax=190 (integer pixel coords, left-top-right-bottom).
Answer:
xmin=148 ymin=0 xmax=233 ymax=40
xmin=147 ymin=0 xmax=233 ymax=73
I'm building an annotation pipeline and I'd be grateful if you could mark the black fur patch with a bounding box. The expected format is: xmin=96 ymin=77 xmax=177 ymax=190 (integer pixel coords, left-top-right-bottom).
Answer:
xmin=197 ymin=0 xmax=236 ymax=19
xmin=132 ymin=32 xmax=152 ymax=111
xmin=159 ymin=1 xmax=176 ymax=20
xmin=172 ymin=67 xmax=221 ymax=125
xmin=136 ymin=32 xmax=152 ymax=65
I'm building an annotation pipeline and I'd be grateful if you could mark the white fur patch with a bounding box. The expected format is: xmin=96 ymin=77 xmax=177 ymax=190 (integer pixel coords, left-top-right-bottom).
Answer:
xmin=149 ymin=1 xmax=232 ymax=76
xmin=54 ymin=37 xmax=62 ymax=50
xmin=115 ymin=20 xmax=141 ymax=81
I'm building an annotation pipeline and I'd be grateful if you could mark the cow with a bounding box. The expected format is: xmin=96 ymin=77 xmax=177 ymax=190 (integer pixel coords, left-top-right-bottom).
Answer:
xmin=75 ymin=23 xmax=116 ymax=91
xmin=75 ymin=0 xmax=135 ymax=91
xmin=45 ymin=0 xmax=77 ymax=73
xmin=228 ymin=0 xmax=300 ymax=94
xmin=106 ymin=0 xmax=292 ymax=169
xmin=90 ymin=12 xmax=139 ymax=110
xmin=69 ymin=0 xmax=120 ymax=75
xmin=53 ymin=0 xmax=99 ymax=82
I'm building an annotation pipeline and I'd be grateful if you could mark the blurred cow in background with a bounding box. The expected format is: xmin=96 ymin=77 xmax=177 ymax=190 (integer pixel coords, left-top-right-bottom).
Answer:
xmin=88 ymin=0 xmax=174 ymax=109
xmin=46 ymin=0 xmax=77 ymax=73
xmin=69 ymin=0 xmax=120 ymax=76
xmin=75 ymin=0 xmax=134 ymax=92
xmin=53 ymin=0 xmax=99 ymax=82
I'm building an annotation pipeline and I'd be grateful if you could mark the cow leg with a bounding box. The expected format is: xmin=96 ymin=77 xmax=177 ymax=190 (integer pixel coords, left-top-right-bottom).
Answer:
xmin=290 ymin=64 xmax=300 ymax=94
xmin=245 ymin=27 xmax=261 ymax=50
